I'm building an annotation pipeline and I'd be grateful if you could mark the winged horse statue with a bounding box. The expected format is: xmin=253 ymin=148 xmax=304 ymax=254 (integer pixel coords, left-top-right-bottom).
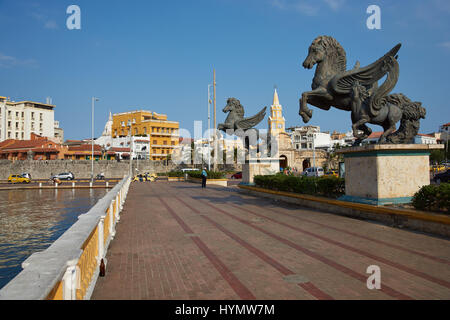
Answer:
xmin=299 ymin=36 xmax=425 ymax=144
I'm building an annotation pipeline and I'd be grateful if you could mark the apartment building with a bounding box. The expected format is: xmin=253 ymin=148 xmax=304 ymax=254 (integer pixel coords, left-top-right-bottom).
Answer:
xmin=111 ymin=110 xmax=179 ymax=160
xmin=288 ymin=126 xmax=332 ymax=150
xmin=0 ymin=96 xmax=55 ymax=142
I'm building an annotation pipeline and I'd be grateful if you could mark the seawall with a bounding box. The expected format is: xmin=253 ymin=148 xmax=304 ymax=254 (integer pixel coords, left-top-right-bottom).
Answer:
xmin=0 ymin=160 xmax=176 ymax=179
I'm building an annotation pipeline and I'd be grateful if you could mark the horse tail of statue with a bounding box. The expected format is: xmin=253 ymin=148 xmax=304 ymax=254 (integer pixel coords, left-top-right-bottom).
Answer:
xmin=385 ymin=94 xmax=426 ymax=144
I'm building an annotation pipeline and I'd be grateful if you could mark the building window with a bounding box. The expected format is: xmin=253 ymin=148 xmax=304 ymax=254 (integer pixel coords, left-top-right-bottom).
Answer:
xmin=135 ymin=128 xmax=138 ymax=135
xmin=39 ymin=113 xmax=43 ymax=121
xmin=153 ymin=140 xmax=157 ymax=144
xmin=163 ymin=140 xmax=167 ymax=145
xmin=31 ymin=112 xmax=35 ymax=120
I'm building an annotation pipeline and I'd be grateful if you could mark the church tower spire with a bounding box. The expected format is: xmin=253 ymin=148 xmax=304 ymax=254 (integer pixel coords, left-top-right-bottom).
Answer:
xmin=268 ymin=88 xmax=285 ymax=136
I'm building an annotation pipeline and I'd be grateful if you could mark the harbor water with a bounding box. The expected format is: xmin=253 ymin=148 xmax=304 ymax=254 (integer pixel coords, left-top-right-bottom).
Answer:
xmin=0 ymin=188 xmax=108 ymax=290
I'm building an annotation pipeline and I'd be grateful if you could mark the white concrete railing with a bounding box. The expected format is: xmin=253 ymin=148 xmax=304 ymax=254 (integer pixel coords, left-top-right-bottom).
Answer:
xmin=0 ymin=175 xmax=132 ymax=300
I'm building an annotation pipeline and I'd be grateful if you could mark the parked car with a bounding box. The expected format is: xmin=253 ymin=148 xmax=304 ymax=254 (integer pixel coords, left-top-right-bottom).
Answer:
xmin=181 ymin=168 xmax=198 ymax=173
xmin=8 ymin=174 xmax=31 ymax=184
xmin=51 ymin=172 xmax=75 ymax=180
xmin=302 ymin=167 xmax=324 ymax=177
xmin=433 ymin=169 xmax=450 ymax=184
xmin=324 ymin=170 xmax=338 ymax=177
xmin=21 ymin=173 xmax=32 ymax=180
xmin=145 ymin=172 xmax=157 ymax=179
xmin=96 ymin=173 xmax=105 ymax=180
xmin=231 ymin=172 xmax=242 ymax=179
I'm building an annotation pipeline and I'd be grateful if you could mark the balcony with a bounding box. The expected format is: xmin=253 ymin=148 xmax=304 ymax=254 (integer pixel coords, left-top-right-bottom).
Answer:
xmin=151 ymin=153 xmax=170 ymax=157
xmin=151 ymin=132 xmax=179 ymax=137
xmin=151 ymin=144 xmax=177 ymax=148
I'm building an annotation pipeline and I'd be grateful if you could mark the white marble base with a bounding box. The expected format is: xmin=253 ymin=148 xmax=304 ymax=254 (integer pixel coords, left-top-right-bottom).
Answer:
xmin=242 ymin=158 xmax=280 ymax=185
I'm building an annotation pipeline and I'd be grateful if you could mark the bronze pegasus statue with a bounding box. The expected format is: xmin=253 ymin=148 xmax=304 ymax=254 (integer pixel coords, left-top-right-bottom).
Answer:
xmin=218 ymin=97 xmax=268 ymax=155
xmin=218 ymin=97 xmax=266 ymax=132
xmin=299 ymin=35 xmax=426 ymax=144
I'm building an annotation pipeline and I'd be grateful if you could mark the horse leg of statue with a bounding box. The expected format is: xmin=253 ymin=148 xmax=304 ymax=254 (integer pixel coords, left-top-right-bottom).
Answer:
xmin=352 ymin=116 xmax=370 ymax=139
xmin=379 ymin=124 xmax=397 ymax=144
xmin=299 ymin=88 xmax=333 ymax=123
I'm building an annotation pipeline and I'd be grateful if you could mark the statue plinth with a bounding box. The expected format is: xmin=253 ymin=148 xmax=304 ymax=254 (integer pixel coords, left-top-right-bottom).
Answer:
xmin=336 ymin=144 xmax=444 ymax=205
xmin=241 ymin=157 xmax=280 ymax=185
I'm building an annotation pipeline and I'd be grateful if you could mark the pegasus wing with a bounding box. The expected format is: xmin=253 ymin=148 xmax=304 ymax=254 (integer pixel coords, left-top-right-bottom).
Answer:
xmin=329 ymin=43 xmax=401 ymax=95
xmin=236 ymin=107 xmax=267 ymax=130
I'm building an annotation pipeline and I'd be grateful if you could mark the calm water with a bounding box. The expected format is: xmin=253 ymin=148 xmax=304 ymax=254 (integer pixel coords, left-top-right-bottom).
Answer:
xmin=0 ymin=188 xmax=108 ymax=290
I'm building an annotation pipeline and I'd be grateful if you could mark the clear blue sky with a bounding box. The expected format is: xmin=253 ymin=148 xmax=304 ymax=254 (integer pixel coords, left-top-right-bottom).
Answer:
xmin=1 ymin=0 xmax=449 ymax=140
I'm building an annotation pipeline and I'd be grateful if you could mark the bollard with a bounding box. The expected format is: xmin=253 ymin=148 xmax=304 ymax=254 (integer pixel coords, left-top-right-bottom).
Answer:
xmin=39 ymin=183 xmax=42 ymax=188
xmin=72 ymin=182 xmax=75 ymax=188
xmin=89 ymin=182 xmax=92 ymax=188
xmin=106 ymin=181 xmax=109 ymax=188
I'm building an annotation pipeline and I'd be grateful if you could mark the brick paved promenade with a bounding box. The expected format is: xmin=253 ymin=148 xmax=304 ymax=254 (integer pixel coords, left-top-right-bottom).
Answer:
xmin=91 ymin=181 xmax=450 ymax=300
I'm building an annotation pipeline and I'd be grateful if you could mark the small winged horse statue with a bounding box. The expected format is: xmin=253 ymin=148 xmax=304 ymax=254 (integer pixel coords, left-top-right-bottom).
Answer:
xmin=299 ymin=35 xmax=425 ymax=144
xmin=218 ymin=97 xmax=268 ymax=155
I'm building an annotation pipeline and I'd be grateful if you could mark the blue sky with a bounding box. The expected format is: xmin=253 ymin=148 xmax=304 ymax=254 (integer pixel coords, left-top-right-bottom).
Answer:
xmin=1 ymin=0 xmax=449 ymax=140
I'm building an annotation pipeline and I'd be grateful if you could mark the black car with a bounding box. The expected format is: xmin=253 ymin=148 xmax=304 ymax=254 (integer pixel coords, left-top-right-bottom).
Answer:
xmin=433 ymin=170 xmax=450 ymax=184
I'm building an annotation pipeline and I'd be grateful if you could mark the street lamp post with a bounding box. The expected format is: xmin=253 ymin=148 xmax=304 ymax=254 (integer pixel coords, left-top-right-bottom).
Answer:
xmin=207 ymin=84 xmax=212 ymax=171
xmin=128 ymin=122 xmax=132 ymax=177
xmin=91 ymin=97 xmax=99 ymax=183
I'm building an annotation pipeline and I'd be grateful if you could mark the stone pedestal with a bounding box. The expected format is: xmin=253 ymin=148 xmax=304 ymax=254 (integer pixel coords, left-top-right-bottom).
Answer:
xmin=241 ymin=157 xmax=280 ymax=185
xmin=336 ymin=144 xmax=444 ymax=205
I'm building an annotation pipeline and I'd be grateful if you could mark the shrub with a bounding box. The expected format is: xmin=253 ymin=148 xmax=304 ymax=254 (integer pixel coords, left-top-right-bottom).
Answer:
xmin=253 ymin=174 xmax=345 ymax=198
xmin=188 ymin=170 xmax=225 ymax=179
xmin=412 ymin=183 xmax=450 ymax=214
xmin=167 ymin=171 xmax=184 ymax=177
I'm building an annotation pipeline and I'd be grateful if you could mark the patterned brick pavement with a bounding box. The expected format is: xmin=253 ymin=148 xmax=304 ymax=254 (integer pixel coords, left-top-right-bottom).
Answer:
xmin=91 ymin=181 xmax=450 ymax=300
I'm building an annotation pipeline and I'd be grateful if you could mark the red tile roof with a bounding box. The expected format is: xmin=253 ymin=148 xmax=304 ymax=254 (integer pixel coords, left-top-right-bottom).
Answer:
xmin=1 ymin=140 xmax=47 ymax=150
xmin=69 ymin=144 xmax=102 ymax=152
xmin=367 ymin=132 xmax=383 ymax=139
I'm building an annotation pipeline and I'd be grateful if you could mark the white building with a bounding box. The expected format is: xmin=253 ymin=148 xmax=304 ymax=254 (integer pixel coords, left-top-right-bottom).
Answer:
xmin=96 ymin=112 xmax=150 ymax=159
xmin=0 ymin=96 xmax=55 ymax=142
xmin=366 ymin=131 xmax=438 ymax=145
xmin=330 ymin=131 xmax=355 ymax=148
xmin=288 ymin=126 xmax=331 ymax=150
xmin=414 ymin=134 xmax=437 ymax=145
xmin=439 ymin=123 xmax=450 ymax=141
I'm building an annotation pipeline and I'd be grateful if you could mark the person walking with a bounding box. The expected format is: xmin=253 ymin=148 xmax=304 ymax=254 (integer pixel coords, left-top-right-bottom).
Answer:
xmin=201 ymin=167 xmax=208 ymax=188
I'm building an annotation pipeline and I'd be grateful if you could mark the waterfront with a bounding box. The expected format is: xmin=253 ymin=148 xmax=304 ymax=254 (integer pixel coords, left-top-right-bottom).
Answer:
xmin=0 ymin=188 xmax=108 ymax=289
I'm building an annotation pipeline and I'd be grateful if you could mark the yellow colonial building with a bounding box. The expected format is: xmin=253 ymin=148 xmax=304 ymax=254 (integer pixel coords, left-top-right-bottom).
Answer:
xmin=111 ymin=110 xmax=179 ymax=161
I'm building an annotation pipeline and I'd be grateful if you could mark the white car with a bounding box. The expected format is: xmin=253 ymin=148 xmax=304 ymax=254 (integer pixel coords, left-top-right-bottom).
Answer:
xmin=52 ymin=172 xmax=75 ymax=180
xmin=181 ymin=168 xmax=198 ymax=173
xmin=302 ymin=167 xmax=324 ymax=177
